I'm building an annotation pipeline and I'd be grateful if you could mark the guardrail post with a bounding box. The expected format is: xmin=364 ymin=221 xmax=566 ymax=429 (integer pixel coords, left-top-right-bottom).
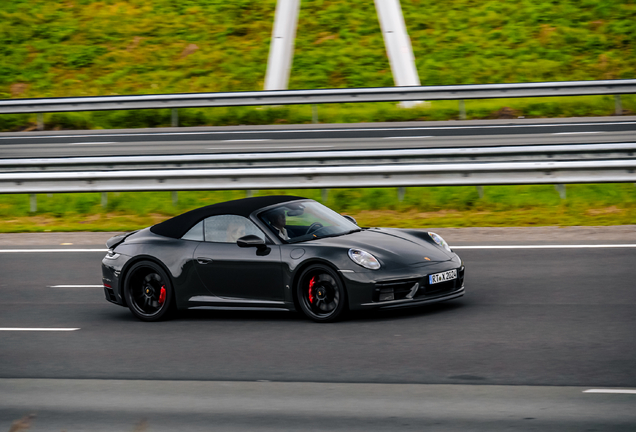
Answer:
xmin=172 ymin=191 xmax=178 ymax=205
xmin=555 ymin=184 xmax=566 ymax=200
xmin=312 ymin=105 xmax=319 ymax=124
xmin=459 ymin=100 xmax=467 ymax=120
xmin=615 ymin=95 xmax=623 ymax=116
xmin=246 ymin=190 xmax=257 ymax=198
xmin=321 ymin=189 xmax=328 ymax=202
xmin=171 ymin=109 xmax=179 ymax=127
xmin=37 ymin=113 xmax=44 ymax=131
xmin=476 ymin=186 xmax=484 ymax=199
xmin=29 ymin=194 xmax=37 ymax=213
xmin=101 ymin=192 xmax=108 ymax=207
xmin=397 ymin=187 xmax=405 ymax=202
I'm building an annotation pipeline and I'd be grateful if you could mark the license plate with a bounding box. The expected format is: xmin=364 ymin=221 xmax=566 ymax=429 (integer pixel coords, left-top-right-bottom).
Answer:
xmin=429 ymin=269 xmax=457 ymax=285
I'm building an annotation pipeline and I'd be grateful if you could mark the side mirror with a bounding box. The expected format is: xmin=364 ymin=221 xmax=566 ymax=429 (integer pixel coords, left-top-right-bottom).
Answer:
xmin=237 ymin=235 xmax=267 ymax=250
xmin=342 ymin=215 xmax=358 ymax=225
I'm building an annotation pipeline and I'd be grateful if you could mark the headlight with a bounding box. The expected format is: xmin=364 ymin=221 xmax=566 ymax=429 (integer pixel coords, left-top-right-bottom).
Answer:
xmin=428 ymin=232 xmax=451 ymax=252
xmin=348 ymin=249 xmax=381 ymax=270
xmin=104 ymin=249 xmax=120 ymax=260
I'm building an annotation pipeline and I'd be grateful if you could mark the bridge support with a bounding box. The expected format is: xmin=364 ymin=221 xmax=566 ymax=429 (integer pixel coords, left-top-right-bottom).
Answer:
xmin=264 ymin=0 xmax=301 ymax=91
xmin=265 ymin=0 xmax=421 ymax=106
xmin=374 ymin=0 xmax=421 ymax=107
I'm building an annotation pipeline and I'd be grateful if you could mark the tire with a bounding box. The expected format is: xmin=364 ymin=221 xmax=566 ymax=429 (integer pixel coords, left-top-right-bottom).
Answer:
xmin=124 ymin=260 xmax=175 ymax=322
xmin=296 ymin=264 xmax=347 ymax=323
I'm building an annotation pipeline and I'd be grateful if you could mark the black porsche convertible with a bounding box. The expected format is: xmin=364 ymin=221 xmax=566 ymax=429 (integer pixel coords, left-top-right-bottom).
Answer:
xmin=102 ymin=195 xmax=465 ymax=322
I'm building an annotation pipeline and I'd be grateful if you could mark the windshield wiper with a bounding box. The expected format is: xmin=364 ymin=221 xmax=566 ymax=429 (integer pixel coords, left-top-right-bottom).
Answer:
xmin=289 ymin=228 xmax=362 ymax=243
xmin=312 ymin=228 xmax=362 ymax=241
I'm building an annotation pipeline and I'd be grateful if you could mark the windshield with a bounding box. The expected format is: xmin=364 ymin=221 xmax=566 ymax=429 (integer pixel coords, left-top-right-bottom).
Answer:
xmin=259 ymin=200 xmax=360 ymax=243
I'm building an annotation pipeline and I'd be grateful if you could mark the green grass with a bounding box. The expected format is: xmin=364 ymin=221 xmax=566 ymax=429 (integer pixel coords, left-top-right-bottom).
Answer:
xmin=1 ymin=0 xmax=635 ymax=130
xmin=1 ymin=184 xmax=634 ymax=232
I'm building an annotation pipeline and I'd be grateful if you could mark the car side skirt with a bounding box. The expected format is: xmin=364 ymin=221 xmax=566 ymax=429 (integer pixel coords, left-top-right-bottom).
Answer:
xmin=186 ymin=295 xmax=292 ymax=311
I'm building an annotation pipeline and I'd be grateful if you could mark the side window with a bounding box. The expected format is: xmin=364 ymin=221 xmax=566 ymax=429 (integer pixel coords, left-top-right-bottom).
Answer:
xmin=203 ymin=215 xmax=265 ymax=243
xmin=182 ymin=220 xmax=204 ymax=241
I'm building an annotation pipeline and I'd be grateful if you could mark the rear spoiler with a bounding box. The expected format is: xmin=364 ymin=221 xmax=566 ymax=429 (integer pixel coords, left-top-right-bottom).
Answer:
xmin=106 ymin=230 xmax=139 ymax=249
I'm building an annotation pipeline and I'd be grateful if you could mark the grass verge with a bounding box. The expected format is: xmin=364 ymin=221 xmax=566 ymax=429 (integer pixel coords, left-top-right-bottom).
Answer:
xmin=1 ymin=184 xmax=634 ymax=233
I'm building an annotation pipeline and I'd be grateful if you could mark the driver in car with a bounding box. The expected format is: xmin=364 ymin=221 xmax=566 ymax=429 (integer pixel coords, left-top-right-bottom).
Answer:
xmin=270 ymin=208 xmax=290 ymax=240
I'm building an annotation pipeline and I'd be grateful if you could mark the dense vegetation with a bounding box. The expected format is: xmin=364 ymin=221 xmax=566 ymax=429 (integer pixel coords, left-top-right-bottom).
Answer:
xmin=0 ymin=0 xmax=634 ymax=129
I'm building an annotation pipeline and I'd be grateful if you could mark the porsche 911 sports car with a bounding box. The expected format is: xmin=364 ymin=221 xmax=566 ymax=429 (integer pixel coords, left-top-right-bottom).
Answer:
xmin=102 ymin=196 xmax=465 ymax=322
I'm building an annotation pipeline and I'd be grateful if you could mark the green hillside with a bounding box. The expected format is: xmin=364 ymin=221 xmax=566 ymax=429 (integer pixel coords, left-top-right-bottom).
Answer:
xmin=0 ymin=0 xmax=635 ymax=129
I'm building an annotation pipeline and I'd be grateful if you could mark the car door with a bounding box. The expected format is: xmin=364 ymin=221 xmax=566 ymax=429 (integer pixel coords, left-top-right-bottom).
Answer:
xmin=192 ymin=215 xmax=284 ymax=301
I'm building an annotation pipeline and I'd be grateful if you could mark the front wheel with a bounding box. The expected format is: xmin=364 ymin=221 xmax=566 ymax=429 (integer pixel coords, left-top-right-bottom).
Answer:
xmin=297 ymin=264 xmax=347 ymax=323
xmin=124 ymin=261 xmax=175 ymax=322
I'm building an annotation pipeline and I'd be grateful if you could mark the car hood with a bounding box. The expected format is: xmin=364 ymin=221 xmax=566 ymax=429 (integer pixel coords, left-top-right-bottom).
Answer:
xmin=310 ymin=228 xmax=453 ymax=267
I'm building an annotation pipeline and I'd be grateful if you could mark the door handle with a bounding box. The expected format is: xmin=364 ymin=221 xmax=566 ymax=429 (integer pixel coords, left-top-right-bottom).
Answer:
xmin=196 ymin=257 xmax=213 ymax=264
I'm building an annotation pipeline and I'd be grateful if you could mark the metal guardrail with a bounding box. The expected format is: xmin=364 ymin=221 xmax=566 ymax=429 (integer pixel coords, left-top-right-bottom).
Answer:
xmin=0 ymin=143 xmax=634 ymax=173
xmin=2 ymin=143 xmax=635 ymax=193
xmin=1 ymin=160 xmax=635 ymax=193
xmin=1 ymin=80 xmax=635 ymax=114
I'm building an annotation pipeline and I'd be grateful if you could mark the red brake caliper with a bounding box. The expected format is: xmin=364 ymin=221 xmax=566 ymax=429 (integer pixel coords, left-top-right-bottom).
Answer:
xmin=308 ymin=277 xmax=316 ymax=304
xmin=158 ymin=285 xmax=166 ymax=305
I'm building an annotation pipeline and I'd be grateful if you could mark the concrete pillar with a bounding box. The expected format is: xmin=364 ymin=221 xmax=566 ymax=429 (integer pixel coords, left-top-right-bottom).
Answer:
xmin=374 ymin=0 xmax=422 ymax=107
xmin=264 ymin=0 xmax=301 ymax=90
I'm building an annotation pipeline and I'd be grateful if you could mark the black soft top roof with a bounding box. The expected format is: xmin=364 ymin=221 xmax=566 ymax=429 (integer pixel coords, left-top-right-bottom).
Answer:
xmin=150 ymin=195 xmax=306 ymax=239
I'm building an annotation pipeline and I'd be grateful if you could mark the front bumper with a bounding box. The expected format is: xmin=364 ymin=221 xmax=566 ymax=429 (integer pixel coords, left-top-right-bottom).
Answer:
xmin=101 ymin=252 xmax=132 ymax=307
xmin=341 ymin=260 xmax=465 ymax=310
xmin=363 ymin=285 xmax=464 ymax=309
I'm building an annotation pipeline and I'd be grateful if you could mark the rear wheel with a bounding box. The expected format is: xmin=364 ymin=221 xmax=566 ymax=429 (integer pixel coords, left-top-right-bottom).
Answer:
xmin=297 ymin=264 xmax=347 ymax=323
xmin=124 ymin=261 xmax=174 ymax=322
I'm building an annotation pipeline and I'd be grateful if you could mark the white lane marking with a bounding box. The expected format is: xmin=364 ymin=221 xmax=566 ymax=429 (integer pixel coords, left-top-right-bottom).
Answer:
xmin=49 ymin=285 xmax=103 ymax=288
xmin=207 ymin=145 xmax=334 ymax=150
xmin=1 ymin=245 xmax=635 ymax=254
xmin=584 ymin=389 xmax=636 ymax=394
xmin=453 ymin=244 xmax=636 ymax=249
xmin=220 ymin=139 xmax=271 ymax=142
xmin=66 ymin=141 xmax=118 ymax=146
xmin=2 ymin=122 xmax=634 ymax=140
xmin=552 ymin=132 xmax=601 ymax=135
xmin=0 ymin=249 xmax=107 ymax=253
xmin=0 ymin=328 xmax=79 ymax=331
xmin=382 ymin=136 xmax=433 ymax=139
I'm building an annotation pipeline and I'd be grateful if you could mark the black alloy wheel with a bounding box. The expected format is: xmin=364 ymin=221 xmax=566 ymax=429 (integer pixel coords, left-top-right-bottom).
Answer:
xmin=124 ymin=261 xmax=174 ymax=322
xmin=297 ymin=264 xmax=347 ymax=323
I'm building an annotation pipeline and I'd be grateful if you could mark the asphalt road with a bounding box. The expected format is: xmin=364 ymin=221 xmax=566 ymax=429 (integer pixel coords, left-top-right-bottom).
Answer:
xmin=1 ymin=117 xmax=635 ymax=158
xmin=1 ymin=233 xmax=635 ymax=430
